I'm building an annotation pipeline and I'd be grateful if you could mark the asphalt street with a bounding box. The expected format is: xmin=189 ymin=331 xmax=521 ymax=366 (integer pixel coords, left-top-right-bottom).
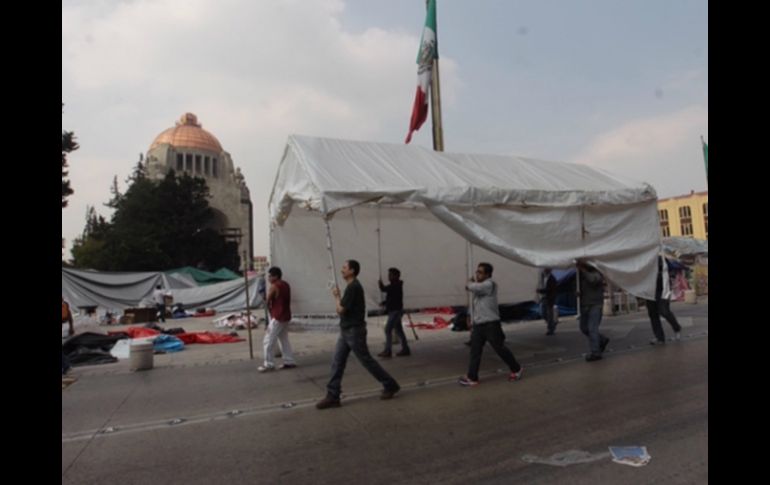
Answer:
xmin=62 ymin=300 xmax=707 ymax=484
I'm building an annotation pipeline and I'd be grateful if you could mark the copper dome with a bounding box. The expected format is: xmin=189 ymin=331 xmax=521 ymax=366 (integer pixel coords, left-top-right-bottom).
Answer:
xmin=149 ymin=113 xmax=223 ymax=153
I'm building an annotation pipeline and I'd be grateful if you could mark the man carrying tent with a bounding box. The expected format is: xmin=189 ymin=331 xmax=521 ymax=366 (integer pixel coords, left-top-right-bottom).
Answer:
xmin=377 ymin=267 xmax=411 ymax=358
xmin=316 ymin=260 xmax=401 ymax=409
xmin=646 ymin=255 xmax=682 ymax=345
xmin=537 ymin=268 xmax=558 ymax=336
xmin=577 ymin=261 xmax=610 ymax=362
xmin=458 ymin=262 xmax=523 ymax=387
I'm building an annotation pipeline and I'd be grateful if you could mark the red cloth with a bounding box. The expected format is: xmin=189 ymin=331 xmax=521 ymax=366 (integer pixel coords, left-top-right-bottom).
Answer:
xmin=176 ymin=331 xmax=245 ymax=344
xmin=407 ymin=316 xmax=449 ymax=330
xmin=108 ymin=327 xmax=160 ymax=338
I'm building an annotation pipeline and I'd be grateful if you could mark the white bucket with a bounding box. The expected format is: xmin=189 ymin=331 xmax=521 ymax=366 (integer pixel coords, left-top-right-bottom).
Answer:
xmin=130 ymin=342 xmax=154 ymax=371
xmin=684 ymin=289 xmax=697 ymax=304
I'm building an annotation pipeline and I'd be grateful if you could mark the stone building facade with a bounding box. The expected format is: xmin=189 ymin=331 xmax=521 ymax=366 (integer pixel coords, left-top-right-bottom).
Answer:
xmin=145 ymin=113 xmax=253 ymax=266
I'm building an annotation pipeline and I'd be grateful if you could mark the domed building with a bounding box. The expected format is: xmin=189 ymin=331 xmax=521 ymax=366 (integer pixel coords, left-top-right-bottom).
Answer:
xmin=145 ymin=113 xmax=253 ymax=267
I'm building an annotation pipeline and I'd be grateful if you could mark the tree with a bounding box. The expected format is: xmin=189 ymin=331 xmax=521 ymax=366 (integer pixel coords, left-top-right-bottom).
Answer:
xmin=62 ymin=104 xmax=78 ymax=208
xmin=70 ymin=206 xmax=111 ymax=269
xmin=71 ymin=169 xmax=240 ymax=271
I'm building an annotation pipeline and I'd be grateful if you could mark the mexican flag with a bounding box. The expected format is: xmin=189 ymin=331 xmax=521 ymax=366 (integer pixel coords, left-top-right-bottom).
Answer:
xmin=405 ymin=0 xmax=438 ymax=144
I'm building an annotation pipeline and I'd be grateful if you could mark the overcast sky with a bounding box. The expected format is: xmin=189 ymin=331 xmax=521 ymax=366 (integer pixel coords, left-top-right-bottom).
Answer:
xmin=62 ymin=0 xmax=708 ymax=260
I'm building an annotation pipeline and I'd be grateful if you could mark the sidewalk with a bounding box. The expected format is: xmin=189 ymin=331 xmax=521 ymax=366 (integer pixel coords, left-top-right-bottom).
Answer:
xmin=66 ymin=299 xmax=707 ymax=377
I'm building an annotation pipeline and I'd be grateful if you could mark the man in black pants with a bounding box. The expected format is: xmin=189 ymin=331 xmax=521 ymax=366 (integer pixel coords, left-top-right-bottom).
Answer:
xmin=647 ymin=256 xmax=682 ymax=345
xmin=458 ymin=262 xmax=523 ymax=387
xmin=377 ymin=267 xmax=410 ymax=358
xmin=316 ymin=260 xmax=401 ymax=409
xmin=537 ymin=268 xmax=558 ymax=335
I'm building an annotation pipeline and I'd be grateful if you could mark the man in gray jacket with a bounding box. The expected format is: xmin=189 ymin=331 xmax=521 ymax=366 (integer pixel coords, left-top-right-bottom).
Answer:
xmin=458 ymin=262 xmax=523 ymax=387
xmin=577 ymin=261 xmax=610 ymax=362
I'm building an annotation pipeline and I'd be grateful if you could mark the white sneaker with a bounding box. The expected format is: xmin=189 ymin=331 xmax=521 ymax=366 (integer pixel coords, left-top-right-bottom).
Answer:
xmin=674 ymin=332 xmax=681 ymax=341
xmin=257 ymin=365 xmax=275 ymax=372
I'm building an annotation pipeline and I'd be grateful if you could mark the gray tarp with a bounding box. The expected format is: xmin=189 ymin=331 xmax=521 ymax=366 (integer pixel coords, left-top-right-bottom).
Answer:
xmin=61 ymin=268 xmax=262 ymax=313
xmin=662 ymin=237 xmax=708 ymax=260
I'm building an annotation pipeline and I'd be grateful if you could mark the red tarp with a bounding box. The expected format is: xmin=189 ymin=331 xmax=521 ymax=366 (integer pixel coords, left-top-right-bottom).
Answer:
xmin=176 ymin=331 xmax=245 ymax=344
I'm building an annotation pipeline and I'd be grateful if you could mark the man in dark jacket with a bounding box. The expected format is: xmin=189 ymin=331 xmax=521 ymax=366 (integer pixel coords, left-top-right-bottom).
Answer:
xmin=537 ymin=268 xmax=558 ymax=335
xmin=316 ymin=260 xmax=401 ymax=409
xmin=577 ymin=261 xmax=610 ymax=362
xmin=377 ymin=267 xmax=410 ymax=357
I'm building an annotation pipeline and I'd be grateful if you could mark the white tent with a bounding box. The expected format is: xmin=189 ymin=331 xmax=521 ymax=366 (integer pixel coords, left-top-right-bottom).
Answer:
xmin=61 ymin=267 xmax=262 ymax=313
xmin=269 ymin=135 xmax=661 ymax=315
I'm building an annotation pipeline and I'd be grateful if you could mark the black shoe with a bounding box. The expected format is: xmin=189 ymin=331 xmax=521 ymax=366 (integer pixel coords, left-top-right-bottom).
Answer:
xmin=316 ymin=396 xmax=341 ymax=409
xmin=464 ymin=340 xmax=472 ymax=347
xmin=545 ymin=330 xmax=555 ymax=336
xmin=585 ymin=354 xmax=603 ymax=362
xmin=600 ymin=337 xmax=610 ymax=353
xmin=377 ymin=350 xmax=392 ymax=358
xmin=396 ymin=349 xmax=411 ymax=357
xmin=381 ymin=384 xmax=401 ymax=400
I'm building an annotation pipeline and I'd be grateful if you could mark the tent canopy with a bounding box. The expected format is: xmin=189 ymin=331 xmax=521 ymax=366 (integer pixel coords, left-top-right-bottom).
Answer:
xmin=61 ymin=267 xmax=262 ymax=314
xmin=167 ymin=266 xmax=241 ymax=285
xmin=269 ymin=135 xmax=661 ymax=314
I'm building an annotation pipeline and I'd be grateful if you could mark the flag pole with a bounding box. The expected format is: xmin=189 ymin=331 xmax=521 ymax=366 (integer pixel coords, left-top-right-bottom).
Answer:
xmin=428 ymin=0 xmax=444 ymax=152
xmin=700 ymin=135 xmax=708 ymax=185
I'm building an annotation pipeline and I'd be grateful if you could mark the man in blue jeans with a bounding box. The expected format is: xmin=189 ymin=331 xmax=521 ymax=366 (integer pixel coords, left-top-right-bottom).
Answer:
xmin=577 ymin=261 xmax=610 ymax=362
xmin=316 ymin=260 xmax=401 ymax=409
xmin=458 ymin=262 xmax=523 ymax=387
xmin=377 ymin=267 xmax=410 ymax=358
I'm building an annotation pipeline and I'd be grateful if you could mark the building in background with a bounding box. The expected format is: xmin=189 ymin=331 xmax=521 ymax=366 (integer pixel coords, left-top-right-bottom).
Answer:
xmin=145 ymin=113 xmax=253 ymax=265
xmin=657 ymin=191 xmax=708 ymax=240
xmin=253 ymin=256 xmax=269 ymax=274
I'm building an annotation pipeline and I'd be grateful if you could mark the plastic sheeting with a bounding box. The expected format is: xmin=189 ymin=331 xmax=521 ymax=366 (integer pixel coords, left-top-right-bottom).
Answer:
xmin=662 ymin=236 xmax=708 ymax=260
xmin=62 ymin=267 xmax=263 ymax=313
xmin=269 ymin=135 xmax=661 ymax=313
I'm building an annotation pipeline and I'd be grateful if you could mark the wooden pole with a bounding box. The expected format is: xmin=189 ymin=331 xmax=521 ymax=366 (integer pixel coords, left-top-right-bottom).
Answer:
xmin=429 ymin=0 xmax=444 ymax=152
xmin=243 ymin=250 xmax=254 ymax=360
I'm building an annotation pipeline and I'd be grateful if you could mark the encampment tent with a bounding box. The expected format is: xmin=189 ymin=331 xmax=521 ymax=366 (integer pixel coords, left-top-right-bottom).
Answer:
xmin=269 ymin=135 xmax=661 ymax=315
xmin=61 ymin=267 xmax=262 ymax=313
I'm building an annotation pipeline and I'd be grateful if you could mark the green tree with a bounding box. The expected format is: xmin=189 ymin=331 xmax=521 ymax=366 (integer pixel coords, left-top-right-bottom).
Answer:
xmin=71 ymin=169 xmax=240 ymax=271
xmin=62 ymin=104 xmax=78 ymax=208
xmin=70 ymin=206 xmax=111 ymax=269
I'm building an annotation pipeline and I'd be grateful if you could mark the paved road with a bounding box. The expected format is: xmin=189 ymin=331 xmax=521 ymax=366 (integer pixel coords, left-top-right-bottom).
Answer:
xmin=63 ymin=301 xmax=707 ymax=484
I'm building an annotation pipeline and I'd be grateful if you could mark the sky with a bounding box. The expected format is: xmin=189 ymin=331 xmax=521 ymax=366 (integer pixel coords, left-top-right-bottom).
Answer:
xmin=62 ymin=0 xmax=708 ymax=260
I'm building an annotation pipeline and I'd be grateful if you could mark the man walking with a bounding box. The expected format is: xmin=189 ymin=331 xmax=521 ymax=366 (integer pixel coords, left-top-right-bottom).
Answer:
xmin=647 ymin=256 xmax=683 ymax=345
xmin=458 ymin=262 xmax=523 ymax=387
xmin=577 ymin=261 xmax=610 ymax=362
xmin=258 ymin=266 xmax=297 ymax=372
xmin=377 ymin=267 xmax=410 ymax=358
xmin=537 ymin=268 xmax=558 ymax=336
xmin=153 ymin=285 xmax=168 ymax=323
xmin=316 ymin=260 xmax=400 ymax=409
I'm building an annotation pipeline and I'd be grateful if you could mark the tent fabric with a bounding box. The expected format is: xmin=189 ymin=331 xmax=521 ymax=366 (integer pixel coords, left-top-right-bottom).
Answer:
xmin=166 ymin=267 xmax=241 ymax=285
xmin=62 ymin=267 xmax=263 ymax=314
xmin=662 ymin=237 xmax=708 ymax=260
xmin=269 ymin=135 xmax=661 ymax=314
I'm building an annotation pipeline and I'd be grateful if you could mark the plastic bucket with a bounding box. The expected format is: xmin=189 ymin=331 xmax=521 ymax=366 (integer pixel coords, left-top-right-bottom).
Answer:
xmin=130 ymin=342 xmax=154 ymax=371
xmin=684 ymin=289 xmax=697 ymax=304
